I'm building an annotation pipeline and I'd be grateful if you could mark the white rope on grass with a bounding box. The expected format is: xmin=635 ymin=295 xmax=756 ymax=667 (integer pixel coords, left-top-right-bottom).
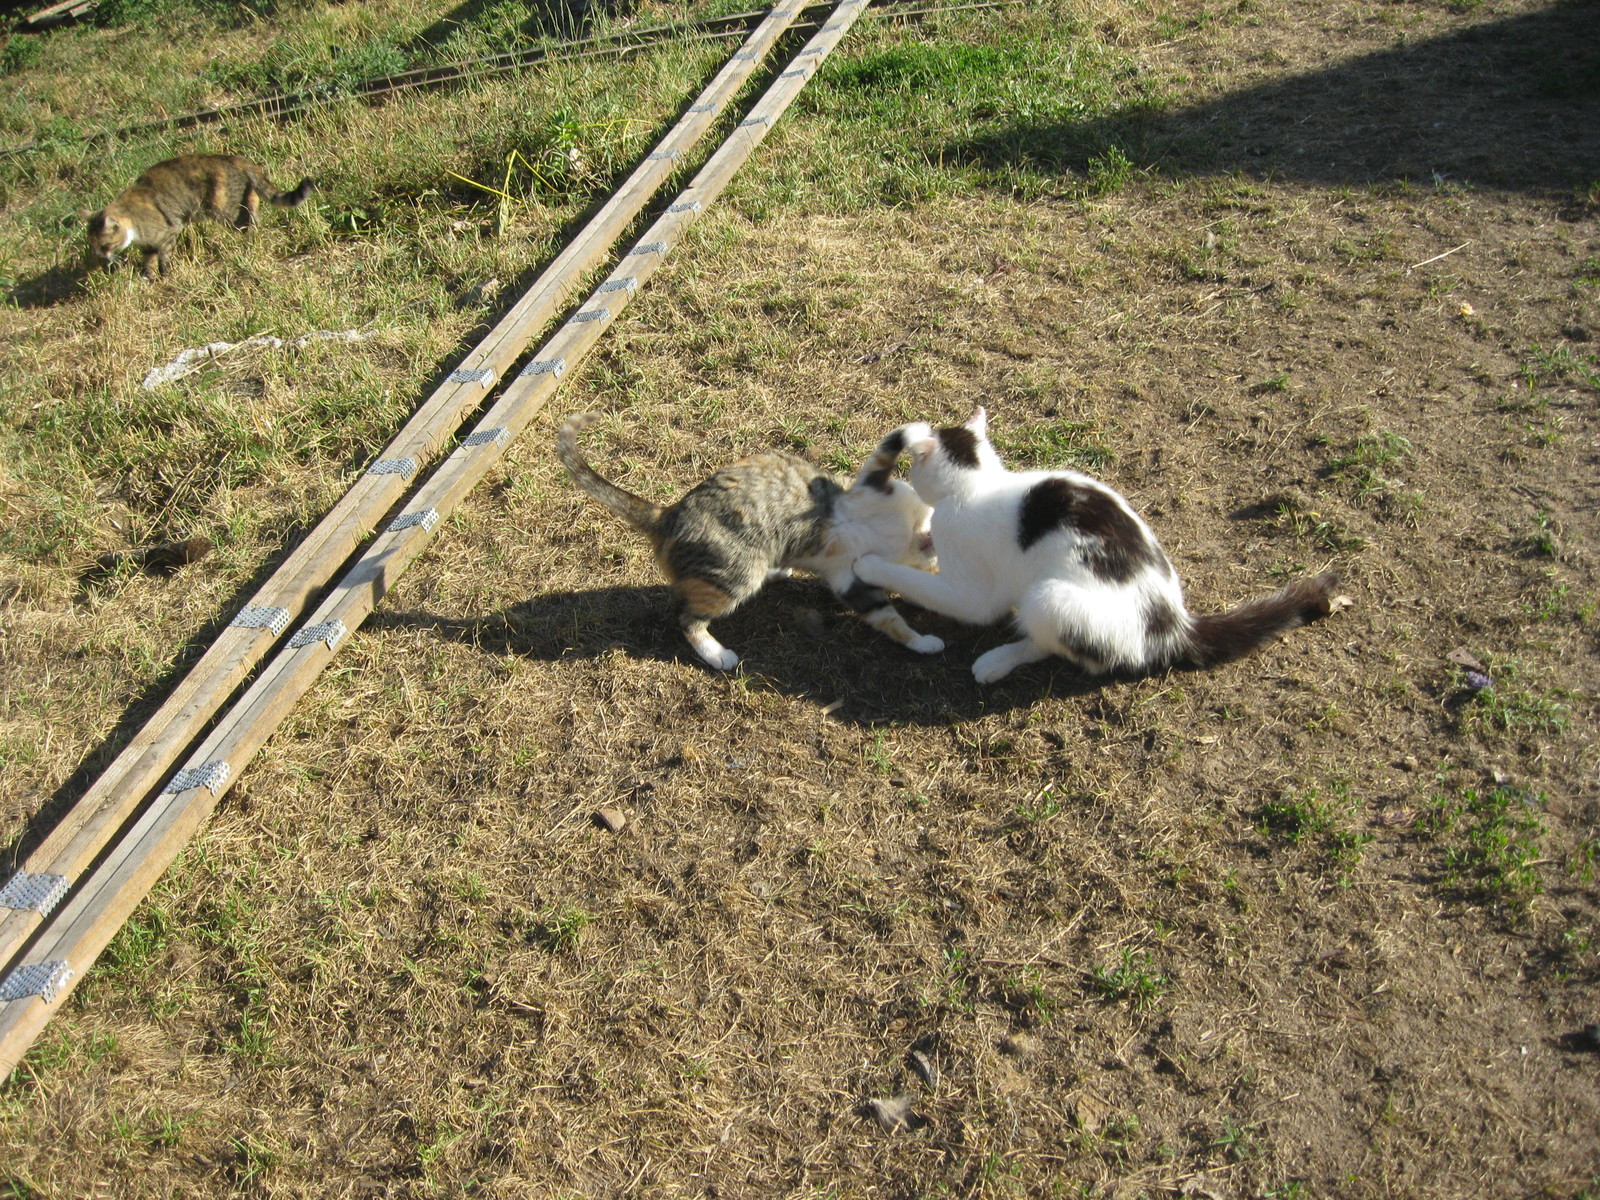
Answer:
xmin=140 ymin=327 xmax=377 ymax=390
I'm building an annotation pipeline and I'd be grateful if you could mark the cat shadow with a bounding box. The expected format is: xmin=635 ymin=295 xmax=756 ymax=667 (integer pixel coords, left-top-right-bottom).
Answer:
xmin=7 ymin=263 xmax=89 ymax=310
xmin=368 ymin=578 xmax=1116 ymax=726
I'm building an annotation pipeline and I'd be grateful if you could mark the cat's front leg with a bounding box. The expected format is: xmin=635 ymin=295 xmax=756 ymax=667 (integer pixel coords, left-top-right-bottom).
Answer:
xmin=833 ymin=573 xmax=943 ymax=654
xmin=854 ymin=554 xmax=1000 ymax=625
xmin=683 ymin=619 xmax=739 ymax=670
xmin=971 ymin=638 xmax=1051 ymax=684
xmin=863 ymin=606 xmax=945 ymax=655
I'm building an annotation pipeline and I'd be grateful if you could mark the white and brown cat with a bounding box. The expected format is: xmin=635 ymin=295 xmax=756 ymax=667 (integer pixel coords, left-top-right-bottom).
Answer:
xmin=85 ymin=153 xmax=314 ymax=280
xmin=854 ymin=407 xmax=1340 ymax=683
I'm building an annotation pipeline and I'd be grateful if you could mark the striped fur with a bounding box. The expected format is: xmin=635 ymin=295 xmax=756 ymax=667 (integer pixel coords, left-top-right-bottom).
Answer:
xmin=557 ymin=412 xmax=944 ymax=671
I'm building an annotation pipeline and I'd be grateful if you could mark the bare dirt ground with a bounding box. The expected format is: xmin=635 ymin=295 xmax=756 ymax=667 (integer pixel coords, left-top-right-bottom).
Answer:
xmin=2 ymin=1 xmax=1598 ymax=1197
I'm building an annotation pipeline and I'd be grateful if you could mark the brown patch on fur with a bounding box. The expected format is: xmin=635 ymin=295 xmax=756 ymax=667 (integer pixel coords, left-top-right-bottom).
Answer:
xmin=937 ymin=425 xmax=981 ymax=468
xmin=1017 ymin=476 xmax=1161 ymax=583
xmin=677 ymin=576 xmax=736 ymax=619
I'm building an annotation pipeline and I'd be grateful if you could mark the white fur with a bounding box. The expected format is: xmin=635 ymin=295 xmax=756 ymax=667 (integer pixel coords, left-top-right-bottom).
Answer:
xmin=855 ymin=408 xmax=1187 ymax=681
xmin=687 ymin=630 xmax=740 ymax=670
xmin=119 ymin=223 xmax=138 ymax=251
xmin=792 ymin=475 xmax=944 ymax=656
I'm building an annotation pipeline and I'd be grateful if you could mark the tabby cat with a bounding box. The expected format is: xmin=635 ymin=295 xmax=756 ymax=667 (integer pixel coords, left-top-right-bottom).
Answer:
xmin=85 ymin=154 xmax=314 ymax=280
xmin=854 ymin=407 xmax=1340 ymax=683
xmin=556 ymin=412 xmax=944 ymax=670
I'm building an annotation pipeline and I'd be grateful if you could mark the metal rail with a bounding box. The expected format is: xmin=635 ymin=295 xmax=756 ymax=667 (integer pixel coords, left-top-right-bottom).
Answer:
xmin=0 ymin=0 xmax=1016 ymax=157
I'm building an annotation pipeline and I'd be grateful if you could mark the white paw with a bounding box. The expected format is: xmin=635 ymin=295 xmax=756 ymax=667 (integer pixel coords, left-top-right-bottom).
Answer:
xmin=971 ymin=650 xmax=1015 ymax=685
xmin=688 ymin=635 xmax=740 ymax=670
xmin=854 ymin=553 xmax=888 ymax=585
xmin=908 ymin=634 xmax=945 ymax=655
xmin=701 ymin=647 xmax=739 ymax=671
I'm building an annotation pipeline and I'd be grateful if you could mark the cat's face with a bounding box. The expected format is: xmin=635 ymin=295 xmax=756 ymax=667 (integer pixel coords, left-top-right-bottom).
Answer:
xmin=903 ymin=406 xmax=994 ymax=500
xmin=881 ymin=476 xmax=937 ymax=568
xmin=836 ymin=475 xmax=937 ymax=570
xmin=84 ymin=211 xmax=127 ymax=267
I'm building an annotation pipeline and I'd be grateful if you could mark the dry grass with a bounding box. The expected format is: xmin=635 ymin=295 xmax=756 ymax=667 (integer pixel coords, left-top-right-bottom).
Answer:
xmin=3 ymin=0 xmax=1600 ymax=1196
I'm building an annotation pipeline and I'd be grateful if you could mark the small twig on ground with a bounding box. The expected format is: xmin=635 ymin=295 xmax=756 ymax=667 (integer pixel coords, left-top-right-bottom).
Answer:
xmin=1408 ymin=241 xmax=1471 ymax=271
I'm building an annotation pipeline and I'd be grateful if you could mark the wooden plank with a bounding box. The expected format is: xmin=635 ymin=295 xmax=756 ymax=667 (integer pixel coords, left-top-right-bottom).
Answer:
xmin=0 ymin=5 xmax=803 ymax=975
xmin=0 ymin=0 xmax=869 ymax=1077
xmin=18 ymin=0 xmax=101 ymax=29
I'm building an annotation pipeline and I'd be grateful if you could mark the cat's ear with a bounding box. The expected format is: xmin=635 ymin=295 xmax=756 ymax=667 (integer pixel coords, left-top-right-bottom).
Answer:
xmin=965 ymin=405 xmax=988 ymax=435
xmin=909 ymin=436 xmax=938 ymax=463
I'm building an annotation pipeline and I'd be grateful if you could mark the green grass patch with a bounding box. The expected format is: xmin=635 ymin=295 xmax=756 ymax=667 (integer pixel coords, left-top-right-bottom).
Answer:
xmin=204 ymin=32 xmax=412 ymax=96
xmin=1521 ymin=343 xmax=1600 ymax=391
xmin=1089 ymin=948 xmax=1171 ymax=1009
xmin=0 ymin=38 xmax=44 ymax=77
xmin=1520 ymin=510 xmax=1561 ymax=558
xmin=101 ymin=906 xmax=172 ymax=978
xmin=226 ymin=989 xmax=276 ymax=1064
xmin=1257 ymin=781 xmax=1373 ymax=883
xmin=1257 ymin=786 xmax=1342 ymax=845
xmin=530 ymin=903 xmax=590 ymax=953
xmin=993 ymin=417 xmax=1116 ymax=471
xmin=778 ymin=11 xmax=1174 ymax=210
xmin=826 ymin=41 xmax=1023 ymax=93
xmin=1497 ymin=386 xmax=1564 ymax=454
xmin=95 ymin=0 xmax=272 ymax=27
xmin=1327 ymin=429 xmax=1411 ymax=502
xmin=1456 ymin=657 xmax=1570 ymax=739
xmin=1418 ymin=780 xmax=1548 ymax=908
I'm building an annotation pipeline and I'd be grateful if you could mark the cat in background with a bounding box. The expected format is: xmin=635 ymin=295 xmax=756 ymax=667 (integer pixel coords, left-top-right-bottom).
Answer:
xmin=556 ymin=412 xmax=945 ymax=670
xmin=85 ymin=154 xmax=314 ymax=280
xmin=854 ymin=406 xmax=1340 ymax=684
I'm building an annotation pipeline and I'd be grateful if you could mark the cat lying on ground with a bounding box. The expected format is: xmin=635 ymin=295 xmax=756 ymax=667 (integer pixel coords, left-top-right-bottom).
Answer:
xmin=854 ymin=406 xmax=1340 ymax=684
xmin=557 ymin=412 xmax=945 ymax=670
xmin=85 ymin=153 xmax=314 ymax=280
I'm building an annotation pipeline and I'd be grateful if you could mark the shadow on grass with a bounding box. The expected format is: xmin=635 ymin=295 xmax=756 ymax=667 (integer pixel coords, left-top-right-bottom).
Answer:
xmin=404 ymin=0 xmax=629 ymax=54
xmin=952 ymin=0 xmax=1600 ymax=197
xmin=368 ymin=578 xmax=1113 ymax=727
xmin=7 ymin=263 xmax=88 ymax=310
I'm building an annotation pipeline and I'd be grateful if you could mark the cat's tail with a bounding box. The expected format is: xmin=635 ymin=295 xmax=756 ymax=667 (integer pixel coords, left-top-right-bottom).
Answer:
xmin=854 ymin=422 xmax=933 ymax=493
xmin=267 ymin=177 xmax=316 ymax=208
xmin=1182 ymin=572 xmax=1341 ymax=667
xmin=556 ymin=412 xmax=664 ymax=534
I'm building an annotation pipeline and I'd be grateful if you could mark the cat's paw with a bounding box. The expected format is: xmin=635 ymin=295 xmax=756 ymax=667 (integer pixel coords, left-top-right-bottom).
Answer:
xmin=687 ymin=632 xmax=740 ymax=670
xmin=853 ymin=553 xmax=889 ymax=585
xmin=971 ymin=649 xmax=1017 ymax=684
xmin=700 ymin=647 xmax=740 ymax=671
xmin=907 ymin=634 xmax=945 ymax=655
